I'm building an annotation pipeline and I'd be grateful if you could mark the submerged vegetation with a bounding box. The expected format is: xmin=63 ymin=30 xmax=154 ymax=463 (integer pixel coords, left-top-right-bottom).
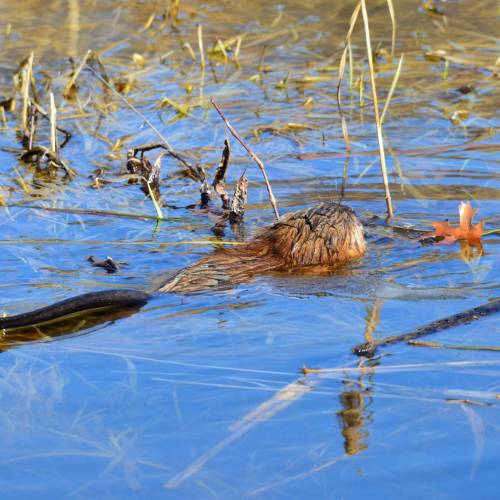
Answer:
xmin=0 ymin=0 xmax=498 ymax=496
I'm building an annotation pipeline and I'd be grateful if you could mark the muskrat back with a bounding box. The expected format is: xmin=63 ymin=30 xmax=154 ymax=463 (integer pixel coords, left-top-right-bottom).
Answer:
xmin=0 ymin=202 xmax=365 ymax=331
xmin=159 ymin=203 xmax=365 ymax=293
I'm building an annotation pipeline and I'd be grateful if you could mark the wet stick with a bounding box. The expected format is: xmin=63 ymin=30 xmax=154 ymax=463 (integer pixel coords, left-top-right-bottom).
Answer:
xmin=352 ymin=300 xmax=500 ymax=357
xmin=211 ymin=99 xmax=280 ymax=220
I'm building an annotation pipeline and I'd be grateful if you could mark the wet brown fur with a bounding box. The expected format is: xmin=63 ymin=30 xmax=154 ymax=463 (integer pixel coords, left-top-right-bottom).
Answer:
xmin=159 ymin=203 xmax=365 ymax=293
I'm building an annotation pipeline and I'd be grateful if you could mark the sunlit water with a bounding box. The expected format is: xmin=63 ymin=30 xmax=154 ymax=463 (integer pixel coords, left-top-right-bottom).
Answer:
xmin=0 ymin=0 xmax=498 ymax=497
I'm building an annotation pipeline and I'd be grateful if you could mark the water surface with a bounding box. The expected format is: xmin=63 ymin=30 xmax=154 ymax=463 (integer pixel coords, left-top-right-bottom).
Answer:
xmin=0 ymin=0 xmax=498 ymax=497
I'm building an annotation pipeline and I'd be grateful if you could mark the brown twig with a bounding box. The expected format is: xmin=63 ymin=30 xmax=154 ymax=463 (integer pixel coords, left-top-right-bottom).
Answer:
xmin=130 ymin=143 xmax=204 ymax=182
xmin=211 ymin=99 xmax=279 ymax=220
xmin=352 ymin=299 xmax=500 ymax=357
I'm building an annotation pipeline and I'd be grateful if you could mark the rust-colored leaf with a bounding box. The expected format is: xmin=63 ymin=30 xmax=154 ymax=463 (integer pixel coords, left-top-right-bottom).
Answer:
xmin=431 ymin=202 xmax=484 ymax=245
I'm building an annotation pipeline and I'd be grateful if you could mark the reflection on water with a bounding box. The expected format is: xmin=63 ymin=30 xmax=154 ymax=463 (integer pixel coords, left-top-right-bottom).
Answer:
xmin=337 ymin=376 xmax=372 ymax=456
xmin=0 ymin=305 xmax=144 ymax=352
xmin=0 ymin=0 xmax=499 ymax=496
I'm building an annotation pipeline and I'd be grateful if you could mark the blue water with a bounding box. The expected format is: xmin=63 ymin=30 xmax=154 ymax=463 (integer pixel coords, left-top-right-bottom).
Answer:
xmin=0 ymin=0 xmax=498 ymax=498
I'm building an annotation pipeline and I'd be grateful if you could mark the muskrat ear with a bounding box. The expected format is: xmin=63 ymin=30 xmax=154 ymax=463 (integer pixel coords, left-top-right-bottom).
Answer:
xmin=262 ymin=203 xmax=366 ymax=267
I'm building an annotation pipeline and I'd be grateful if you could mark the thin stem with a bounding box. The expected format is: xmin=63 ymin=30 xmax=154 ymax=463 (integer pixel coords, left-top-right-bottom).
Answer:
xmin=49 ymin=92 xmax=58 ymax=154
xmin=360 ymin=0 xmax=394 ymax=218
xmin=197 ymin=24 xmax=205 ymax=69
xmin=211 ymin=99 xmax=280 ymax=220
xmin=380 ymin=54 xmax=404 ymax=125
xmin=21 ymin=52 xmax=34 ymax=133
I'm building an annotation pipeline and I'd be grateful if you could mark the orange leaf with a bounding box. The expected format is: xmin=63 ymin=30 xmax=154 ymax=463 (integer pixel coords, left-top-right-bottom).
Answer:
xmin=432 ymin=201 xmax=483 ymax=245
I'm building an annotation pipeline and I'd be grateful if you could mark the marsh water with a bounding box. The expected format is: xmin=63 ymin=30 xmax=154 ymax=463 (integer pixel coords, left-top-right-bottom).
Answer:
xmin=0 ymin=0 xmax=499 ymax=497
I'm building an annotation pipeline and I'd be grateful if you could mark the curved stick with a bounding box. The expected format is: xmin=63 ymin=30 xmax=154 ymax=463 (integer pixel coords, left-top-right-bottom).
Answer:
xmin=353 ymin=299 xmax=500 ymax=357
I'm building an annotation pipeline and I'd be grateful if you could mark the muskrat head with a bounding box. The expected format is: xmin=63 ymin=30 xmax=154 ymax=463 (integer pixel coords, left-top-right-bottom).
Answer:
xmin=257 ymin=203 xmax=366 ymax=267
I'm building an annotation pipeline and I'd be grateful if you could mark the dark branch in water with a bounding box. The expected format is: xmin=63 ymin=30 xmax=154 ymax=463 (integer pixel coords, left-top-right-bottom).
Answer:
xmin=212 ymin=140 xmax=231 ymax=210
xmin=20 ymin=145 xmax=74 ymax=178
xmin=352 ymin=299 xmax=500 ymax=357
xmin=229 ymin=173 xmax=248 ymax=223
xmin=87 ymin=256 xmax=119 ymax=274
xmin=131 ymin=143 xmax=205 ymax=182
xmin=199 ymin=179 xmax=211 ymax=209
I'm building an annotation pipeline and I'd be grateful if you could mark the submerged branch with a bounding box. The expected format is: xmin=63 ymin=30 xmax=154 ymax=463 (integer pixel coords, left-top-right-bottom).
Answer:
xmin=353 ymin=299 xmax=500 ymax=357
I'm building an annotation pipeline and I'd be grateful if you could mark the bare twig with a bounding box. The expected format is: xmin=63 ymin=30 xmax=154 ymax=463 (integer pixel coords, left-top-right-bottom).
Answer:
xmin=131 ymin=143 xmax=204 ymax=182
xmin=353 ymin=299 xmax=500 ymax=357
xmin=211 ymin=99 xmax=279 ymax=220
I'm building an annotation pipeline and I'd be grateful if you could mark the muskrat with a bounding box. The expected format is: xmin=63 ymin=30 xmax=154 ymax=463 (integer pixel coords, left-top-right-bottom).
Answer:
xmin=0 ymin=203 xmax=365 ymax=330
